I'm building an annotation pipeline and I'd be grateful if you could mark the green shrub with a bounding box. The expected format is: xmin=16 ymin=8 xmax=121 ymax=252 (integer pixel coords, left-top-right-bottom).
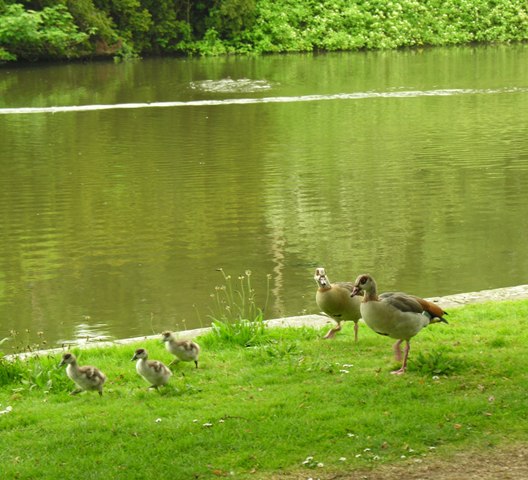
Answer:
xmin=0 ymin=3 xmax=88 ymax=61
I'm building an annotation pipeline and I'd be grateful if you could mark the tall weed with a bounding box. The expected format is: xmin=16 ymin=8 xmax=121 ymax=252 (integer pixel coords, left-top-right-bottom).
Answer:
xmin=202 ymin=269 xmax=271 ymax=348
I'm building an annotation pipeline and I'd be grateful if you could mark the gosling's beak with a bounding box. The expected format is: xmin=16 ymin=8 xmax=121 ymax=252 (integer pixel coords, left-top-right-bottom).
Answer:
xmin=350 ymin=286 xmax=361 ymax=297
xmin=131 ymin=355 xmax=137 ymax=361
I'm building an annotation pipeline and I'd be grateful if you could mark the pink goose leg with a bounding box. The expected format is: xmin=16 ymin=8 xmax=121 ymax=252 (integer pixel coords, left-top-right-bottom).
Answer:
xmin=391 ymin=340 xmax=410 ymax=375
xmin=392 ymin=339 xmax=403 ymax=362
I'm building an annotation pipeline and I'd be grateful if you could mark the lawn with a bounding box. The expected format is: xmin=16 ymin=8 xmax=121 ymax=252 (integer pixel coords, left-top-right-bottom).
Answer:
xmin=1 ymin=300 xmax=527 ymax=479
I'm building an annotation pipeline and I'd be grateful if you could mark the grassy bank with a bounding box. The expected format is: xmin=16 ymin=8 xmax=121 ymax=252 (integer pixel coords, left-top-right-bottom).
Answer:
xmin=1 ymin=300 xmax=528 ymax=479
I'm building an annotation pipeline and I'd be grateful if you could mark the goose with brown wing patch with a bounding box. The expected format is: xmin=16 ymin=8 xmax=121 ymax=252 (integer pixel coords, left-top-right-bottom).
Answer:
xmin=350 ymin=274 xmax=448 ymax=375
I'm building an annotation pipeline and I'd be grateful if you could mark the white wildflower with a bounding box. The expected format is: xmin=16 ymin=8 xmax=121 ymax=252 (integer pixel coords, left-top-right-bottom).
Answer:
xmin=0 ymin=406 xmax=13 ymax=415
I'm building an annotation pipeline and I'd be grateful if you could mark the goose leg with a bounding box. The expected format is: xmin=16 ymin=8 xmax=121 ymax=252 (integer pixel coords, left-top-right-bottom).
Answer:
xmin=392 ymin=339 xmax=403 ymax=362
xmin=353 ymin=322 xmax=359 ymax=343
xmin=323 ymin=322 xmax=342 ymax=340
xmin=391 ymin=340 xmax=410 ymax=375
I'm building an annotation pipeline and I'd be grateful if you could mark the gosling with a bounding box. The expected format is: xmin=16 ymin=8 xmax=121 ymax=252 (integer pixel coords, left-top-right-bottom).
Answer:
xmin=161 ymin=331 xmax=200 ymax=368
xmin=131 ymin=348 xmax=172 ymax=389
xmin=59 ymin=352 xmax=106 ymax=396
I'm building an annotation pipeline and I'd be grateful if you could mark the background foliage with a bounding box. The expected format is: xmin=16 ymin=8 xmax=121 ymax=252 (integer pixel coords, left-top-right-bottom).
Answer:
xmin=1 ymin=1 xmax=528 ymax=61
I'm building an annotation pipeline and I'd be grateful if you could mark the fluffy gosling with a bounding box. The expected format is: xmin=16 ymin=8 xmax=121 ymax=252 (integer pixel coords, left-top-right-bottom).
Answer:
xmin=131 ymin=348 xmax=172 ymax=389
xmin=161 ymin=331 xmax=200 ymax=368
xmin=59 ymin=352 xmax=106 ymax=396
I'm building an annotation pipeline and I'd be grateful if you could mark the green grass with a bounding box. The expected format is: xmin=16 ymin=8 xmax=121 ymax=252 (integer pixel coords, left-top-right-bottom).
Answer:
xmin=1 ymin=300 xmax=528 ymax=479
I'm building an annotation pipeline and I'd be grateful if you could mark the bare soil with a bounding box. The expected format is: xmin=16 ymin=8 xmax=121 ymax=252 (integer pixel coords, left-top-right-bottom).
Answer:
xmin=269 ymin=445 xmax=528 ymax=480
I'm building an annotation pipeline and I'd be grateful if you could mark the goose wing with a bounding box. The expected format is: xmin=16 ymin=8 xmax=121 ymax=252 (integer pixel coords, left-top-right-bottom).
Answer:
xmin=148 ymin=360 xmax=170 ymax=374
xmin=379 ymin=292 xmax=424 ymax=313
xmin=380 ymin=292 xmax=448 ymax=322
xmin=79 ymin=365 xmax=106 ymax=384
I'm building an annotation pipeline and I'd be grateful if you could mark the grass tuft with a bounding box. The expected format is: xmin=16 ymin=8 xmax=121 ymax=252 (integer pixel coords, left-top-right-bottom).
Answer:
xmin=204 ymin=312 xmax=268 ymax=348
xmin=410 ymin=348 xmax=467 ymax=376
xmin=201 ymin=269 xmax=272 ymax=348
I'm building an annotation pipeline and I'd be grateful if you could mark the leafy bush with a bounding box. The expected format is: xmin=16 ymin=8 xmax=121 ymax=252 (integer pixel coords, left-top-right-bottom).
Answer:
xmin=0 ymin=3 xmax=88 ymax=61
xmin=2 ymin=0 xmax=528 ymax=61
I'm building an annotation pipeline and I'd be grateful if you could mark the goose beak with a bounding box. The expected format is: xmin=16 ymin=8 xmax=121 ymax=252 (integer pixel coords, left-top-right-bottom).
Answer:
xmin=131 ymin=354 xmax=137 ymax=361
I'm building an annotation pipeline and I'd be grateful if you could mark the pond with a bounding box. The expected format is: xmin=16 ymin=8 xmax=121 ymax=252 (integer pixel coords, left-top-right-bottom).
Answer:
xmin=1 ymin=44 xmax=528 ymax=352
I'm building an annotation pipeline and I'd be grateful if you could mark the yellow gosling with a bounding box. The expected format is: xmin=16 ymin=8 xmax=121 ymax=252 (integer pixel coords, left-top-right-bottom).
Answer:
xmin=59 ymin=353 xmax=106 ymax=396
xmin=131 ymin=348 xmax=172 ymax=389
xmin=161 ymin=331 xmax=200 ymax=368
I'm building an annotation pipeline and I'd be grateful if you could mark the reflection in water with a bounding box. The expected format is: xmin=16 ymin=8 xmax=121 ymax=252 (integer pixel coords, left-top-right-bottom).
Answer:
xmin=1 ymin=45 xmax=528 ymax=352
xmin=58 ymin=322 xmax=113 ymax=347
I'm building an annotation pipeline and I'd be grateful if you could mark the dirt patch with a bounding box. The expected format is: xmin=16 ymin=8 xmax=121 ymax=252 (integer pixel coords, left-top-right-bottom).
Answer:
xmin=268 ymin=445 xmax=528 ymax=480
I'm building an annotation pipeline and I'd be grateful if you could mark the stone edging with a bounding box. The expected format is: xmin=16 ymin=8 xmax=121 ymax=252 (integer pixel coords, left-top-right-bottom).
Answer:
xmin=6 ymin=284 xmax=528 ymax=360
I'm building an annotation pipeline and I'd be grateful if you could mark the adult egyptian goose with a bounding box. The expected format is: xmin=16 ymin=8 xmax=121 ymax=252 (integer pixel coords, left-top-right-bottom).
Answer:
xmin=161 ymin=331 xmax=200 ymax=368
xmin=59 ymin=352 xmax=106 ymax=396
xmin=314 ymin=267 xmax=363 ymax=340
xmin=350 ymin=274 xmax=448 ymax=375
xmin=131 ymin=348 xmax=172 ymax=389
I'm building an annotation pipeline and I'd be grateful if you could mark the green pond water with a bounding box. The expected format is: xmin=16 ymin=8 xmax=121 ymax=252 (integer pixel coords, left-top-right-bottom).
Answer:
xmin=1 ymin=44 xmax=528 ymax=351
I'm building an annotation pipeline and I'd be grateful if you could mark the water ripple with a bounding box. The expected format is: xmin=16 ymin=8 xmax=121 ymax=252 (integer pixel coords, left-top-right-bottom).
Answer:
xmin=1 ymin=87 xmax=526 ymax=115
xmin=190 ymin=78 xmax=273 ymax=93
